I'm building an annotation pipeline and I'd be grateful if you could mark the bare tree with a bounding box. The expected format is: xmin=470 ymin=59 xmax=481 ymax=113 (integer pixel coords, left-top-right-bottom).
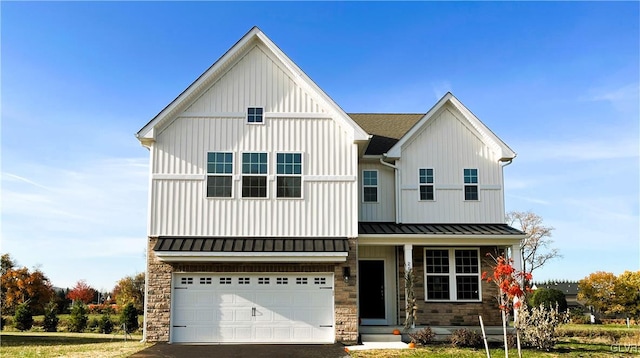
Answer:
xmin=507 ymin=211 xmax=560 ymax=276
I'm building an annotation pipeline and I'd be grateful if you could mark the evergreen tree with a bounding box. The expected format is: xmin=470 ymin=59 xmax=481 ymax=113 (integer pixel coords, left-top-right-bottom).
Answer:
xmin=68 ymin=301 xmax=88 ymax=332
xmin=14 ymin=302 xmax=34 ymax=331
xmin=120 ymin=303 xmax=139 ymax=333
xmin=43 ymin=301 xmax=59 ymax=332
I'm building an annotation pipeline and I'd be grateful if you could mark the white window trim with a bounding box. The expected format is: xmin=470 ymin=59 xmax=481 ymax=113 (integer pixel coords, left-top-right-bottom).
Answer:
xmin=418 ymin=168 xmax=435 ymax=201
xmin=275 ymin=152 xmax=304 ymax=200
xmin=241 ymin=152 xmax=269 ymax=199
xmin=206 ymin=151 xmax=234 ymax=199
xmin=246 ymin=106 xmax=265 ymax=125
xmin=463 ymin=168 xmax=479 ymax=201
xmin=362 ymin=169 xmax=379 ymax=203
xmin=423 ymin=248 xmax=482 ymax=302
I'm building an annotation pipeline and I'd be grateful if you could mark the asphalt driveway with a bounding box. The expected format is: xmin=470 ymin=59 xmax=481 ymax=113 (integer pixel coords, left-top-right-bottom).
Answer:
xmin=130 ymin=343 xmax=351 ymax=358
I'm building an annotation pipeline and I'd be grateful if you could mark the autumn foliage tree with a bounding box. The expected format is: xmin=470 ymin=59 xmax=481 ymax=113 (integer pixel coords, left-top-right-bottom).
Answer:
xmin=67 ymin=280 xmax=96 ymax=304
xmin=579 ymin=271 xmax=640 ymax=318
xmin=112 ymin=273 xmax=145 ymax=311
xmin=1 ymin=256 xmax=54 ymax=315
xmin=483 ymin=253 xmax=531 ymax=357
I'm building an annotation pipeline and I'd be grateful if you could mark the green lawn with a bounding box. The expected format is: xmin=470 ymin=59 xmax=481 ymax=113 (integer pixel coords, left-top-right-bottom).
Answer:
xmin=0 ymin=331 xmax=151 ymax=358
xmin=351 ymin=324 xmax=640 ymax=358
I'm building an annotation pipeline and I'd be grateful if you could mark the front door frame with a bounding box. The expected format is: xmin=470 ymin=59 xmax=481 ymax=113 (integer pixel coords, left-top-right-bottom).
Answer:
xmin=358 ymin=246 xmax=397 ymax=326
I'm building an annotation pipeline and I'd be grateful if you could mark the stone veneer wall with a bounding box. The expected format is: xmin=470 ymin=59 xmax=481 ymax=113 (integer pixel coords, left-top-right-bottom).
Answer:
xmin=145 ymin=237 xmax=172 ymax=342
xmin=397 ymin=246 xmax=503 ymax=326
xmin=144 ymin=237 xmax=359 ymax=344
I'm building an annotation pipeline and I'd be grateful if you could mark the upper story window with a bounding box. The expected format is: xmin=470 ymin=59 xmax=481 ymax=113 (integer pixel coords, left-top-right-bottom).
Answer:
xmin=463 ymin=168 xmax=478 ymax=201
xmin=424 ymin=248 xmax=480 ymax=301
xmin=362 ymin=170 xmax=378 ymax=202
xmin=276 ymin=153 xmax=302 ymax=198
xmin=242 ymin=153 xmax=268 ymax=197
xmin=206 ymin=152 xmax=233 ymax=198
xmin=247 ymin=107 xmax=264 ymax=124
xmin=419 ymin=168 xmax=434 ymax=201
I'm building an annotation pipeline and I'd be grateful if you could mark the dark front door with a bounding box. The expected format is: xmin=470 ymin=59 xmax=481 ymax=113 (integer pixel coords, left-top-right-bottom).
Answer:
xmin=359 ymin=260 xmax=385 ymax=320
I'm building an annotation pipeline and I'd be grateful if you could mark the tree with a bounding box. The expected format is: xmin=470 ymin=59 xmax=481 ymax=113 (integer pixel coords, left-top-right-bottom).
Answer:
xmin=579 ymin=271 xmax=640 ymax=319
xmin=43 ymin=301 xmax=59 ymax=332
xmin=578 ymin=271 xmax=617 ymax=316
xmin=120 ymin=303 xmax=139 ymax=333
xmin=67 ymin=280 xmax=96 ymax=304
xmin=507 ymin=211 xmax=559 ymax=276
xmin=54 ymin=288 xmax=72 ymax=314
xmin=483 ymin=253 xmax=531 ymax=358
xmin=68 ymin=301 xmax=89 ymax=332
xmin=1 ymin=253 xmax=16 ymax=275
xmin=1 ymin=265 xmax=54 ymax=315
xmin=615 ymin=271 xmax=640 ymax=319
xmin=14 ymin=302 xmax=34 ymax=331
xmin=529 ymin=288 xmax=568 ymax=312
xmin=112 ymin=272 xmax=145 ymax=311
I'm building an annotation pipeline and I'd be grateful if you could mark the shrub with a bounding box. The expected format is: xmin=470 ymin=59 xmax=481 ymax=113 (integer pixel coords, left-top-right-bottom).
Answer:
xmin=120 ymin=303 xmax=139 ymax=333
xmin=516 ymin=303 xmax=568 ymax=350
xmin=68 ymin=301 xmax=89 ymax=332
xmin=450 ymin=328 xmax=482 ymax=348
xmin=1 ymin=316 xmax=6 ymax=330
xmin=99 ymin=314 xmax=114 ymax=334
xmin=43 ymin=301 xmax=59 ymax=332
xmin=529 ymin=288 xmax=568 ymax=312
xmin=408 ymin=327 xmax=435 ymax=345
xmin=569 ymin=307 xmax=588 ymax=324
xmin=88 ymin=317 xmax=100 ymax=332
xmin=14 ymin=302 xmax=34 ymax=331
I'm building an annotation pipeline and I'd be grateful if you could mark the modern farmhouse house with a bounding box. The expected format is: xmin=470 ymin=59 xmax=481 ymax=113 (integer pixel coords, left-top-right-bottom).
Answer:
xmin=136 ymin=27 xmax=525 ymax=344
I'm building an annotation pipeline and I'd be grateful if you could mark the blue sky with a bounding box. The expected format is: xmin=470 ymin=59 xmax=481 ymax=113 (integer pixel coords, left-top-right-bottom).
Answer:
xmin=2 ymin=2 xmax=638 ymax=291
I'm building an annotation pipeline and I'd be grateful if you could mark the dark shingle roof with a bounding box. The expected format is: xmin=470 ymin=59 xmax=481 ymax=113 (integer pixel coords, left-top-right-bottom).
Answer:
xmin=359 ymin=222 xmax=525 ymax=236
xmin=153 ymin=237 xmax=349 ymax=252
xmin=348 ymin=113 xmax=424 ymax=155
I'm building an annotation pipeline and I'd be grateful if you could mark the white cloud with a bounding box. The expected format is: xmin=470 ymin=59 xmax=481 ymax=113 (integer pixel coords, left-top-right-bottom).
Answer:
xmin=1 ymin=156 xmax=149 ymax=289
xmin=516 ymin=137 xmax=639 ymax=163
xmin=585 ymin=83 xmax=640 ymax=115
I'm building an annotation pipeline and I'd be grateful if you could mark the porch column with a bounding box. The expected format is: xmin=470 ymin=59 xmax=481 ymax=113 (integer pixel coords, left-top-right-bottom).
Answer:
xmin=404 ymin=244 xmax=413 ymax=270
xmin=510 ymin=243 xmax=522 ymax=272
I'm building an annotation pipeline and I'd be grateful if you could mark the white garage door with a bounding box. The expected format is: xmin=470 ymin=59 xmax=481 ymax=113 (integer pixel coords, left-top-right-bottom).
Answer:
xmin=171 ymin=273 xmax=335 ymax=344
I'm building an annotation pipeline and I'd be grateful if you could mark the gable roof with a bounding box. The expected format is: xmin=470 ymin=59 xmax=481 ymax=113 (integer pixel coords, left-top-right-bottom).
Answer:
xmin=136 ymin=27 xmax=369 ymax=146
xmin=349 ymin=113 xmax=423 ymax=155
xmin=385 ymin=92 xmax=516 ymax=161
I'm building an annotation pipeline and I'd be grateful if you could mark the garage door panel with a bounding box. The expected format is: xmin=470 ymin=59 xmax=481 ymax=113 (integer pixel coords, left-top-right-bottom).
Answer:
xmin=172 ymin=273 xmax=334 ymax=343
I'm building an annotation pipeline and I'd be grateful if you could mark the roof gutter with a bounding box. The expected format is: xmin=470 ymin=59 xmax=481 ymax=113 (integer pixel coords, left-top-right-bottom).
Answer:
xmin=380 ymin=156 xmax=401 ymax=224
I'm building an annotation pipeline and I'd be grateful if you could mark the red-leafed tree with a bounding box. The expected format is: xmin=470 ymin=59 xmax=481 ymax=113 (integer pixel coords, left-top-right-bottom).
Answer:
xmin=67 ymin=280 xmax=96 ymax=304
xmin=483 ymin=253 xmax=531 ymax=358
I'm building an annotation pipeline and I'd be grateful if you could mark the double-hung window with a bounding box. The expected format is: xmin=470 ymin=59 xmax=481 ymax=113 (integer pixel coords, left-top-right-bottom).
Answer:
xmin=242 ymin=153 xmax=268 ymax=197
xmin=419 ymin=168 xmax=434 ymax=201
xmin=206 ymin=152 xmax=233 ymax=197
xmin=362 ymin=170 xmax=378 ymax=202
xmin=424 ymin=248 xmax=480 ymax=301
xmin=464 ymin=168 xmax=478 ymax=201
xmin=276 ymin=153 xmax=302 ymax=198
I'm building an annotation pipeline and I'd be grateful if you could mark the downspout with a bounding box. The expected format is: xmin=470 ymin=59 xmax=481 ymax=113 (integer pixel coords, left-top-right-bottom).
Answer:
xmin=380 ymin=156 xmax=401 ymax=224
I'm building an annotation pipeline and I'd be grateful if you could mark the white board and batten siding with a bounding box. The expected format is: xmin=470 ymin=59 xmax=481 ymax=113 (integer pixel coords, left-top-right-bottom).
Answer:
xmin=358 ymin=162 xmax=396 ymax=222
xmin=398 ymin=104 xmax=506 ymax=224
xmin=148 ymin=43 xmax=359 ymax=237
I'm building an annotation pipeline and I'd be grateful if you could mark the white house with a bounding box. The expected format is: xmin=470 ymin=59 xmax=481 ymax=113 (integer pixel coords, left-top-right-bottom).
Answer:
xmin=137 ymin=26 xmax=524 ymax=344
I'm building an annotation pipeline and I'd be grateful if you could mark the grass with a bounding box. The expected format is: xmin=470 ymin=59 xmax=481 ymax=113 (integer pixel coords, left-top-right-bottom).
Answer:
xmin=349 ymin=341 xmax=629 ymax=357
xmin=0 ymin=331 xmax=152 ymax=358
